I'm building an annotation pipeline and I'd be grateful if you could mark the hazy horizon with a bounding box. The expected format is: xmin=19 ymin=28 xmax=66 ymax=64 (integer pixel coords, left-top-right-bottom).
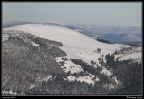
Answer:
xmin=2 ymin=2 xmax=142 ymax=27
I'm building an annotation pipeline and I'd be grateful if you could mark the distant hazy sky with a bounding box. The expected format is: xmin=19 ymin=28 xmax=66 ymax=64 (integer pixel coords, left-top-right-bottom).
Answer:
xmin=2 ymin=2 xmax=142 ymax=27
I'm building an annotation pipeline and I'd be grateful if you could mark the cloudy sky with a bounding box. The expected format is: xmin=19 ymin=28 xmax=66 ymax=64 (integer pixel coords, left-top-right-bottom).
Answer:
xmin=2 ymin=2 xmax=142 ymax=27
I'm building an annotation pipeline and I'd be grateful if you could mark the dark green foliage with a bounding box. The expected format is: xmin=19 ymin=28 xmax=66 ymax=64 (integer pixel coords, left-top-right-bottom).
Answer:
xmin=97 ymin=48 xmax=101 ymax=53
xmin=114 ymin=60 xmax=141 ymax=87
xmin=70 ymin=59 xmax=112 ymax=85
xmin=25 ymin=73 xmax=118 ymax=95
xmin=96 ymin=38 xmax=111 ymax=44
xmin=90 ymin=60 xmax=94 ymax=65
xmin=62 ymin=57 xmax=68 ymax=61
xmin=59 ymin=61 xmax=65 ymax=66
xmin=108 ymin=80 xmax=142 ymax=95
xmin=71 ymin=71 xmax=87 ymax=77
xmin=3 ymin=30 xmax=63 ymax=46
xmin=25 ymin=74 xmax=106 ymax=95
xmin=2 ymin=30 xmax=66 ymax=94
xmin=70 ymin=59 xmax=101 ymax=76
xmin=105 ymin=53 xmax=142 ymax=91
xmin=105 ymin=54 xmax=116 ymax=69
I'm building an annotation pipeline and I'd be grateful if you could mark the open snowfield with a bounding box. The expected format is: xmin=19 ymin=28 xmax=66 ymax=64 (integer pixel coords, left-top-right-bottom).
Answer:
xmin=3 ymin=24 xmax=126 ymax=64
xmin=119 ymin=52 xmax=141 ymax=62
xmin=114 ymin=46 xmax=142 ymax=62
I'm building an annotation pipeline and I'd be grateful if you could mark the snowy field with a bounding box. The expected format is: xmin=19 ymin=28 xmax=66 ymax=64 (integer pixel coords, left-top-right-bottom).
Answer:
xmin=114 ymin=46 xmax=142 ymax=62
xmin=3 ymin=24 xmax=126 ymax=64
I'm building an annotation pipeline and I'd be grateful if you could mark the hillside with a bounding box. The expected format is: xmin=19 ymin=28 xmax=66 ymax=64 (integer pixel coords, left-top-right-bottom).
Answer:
xmin=2 ymin=24 xmax=142 ymax=95
xmin=2 ymin=30 xmax=66 ymax=95
xmin=43 ymin=22 xmax=142 ymax=43
xmin=3 ymin=21 xmax=142 ymax=44
xmin=109 ymin=80 xmax=142 ymax=95
xmin=3 ymin=24 xmax=127 ymax=64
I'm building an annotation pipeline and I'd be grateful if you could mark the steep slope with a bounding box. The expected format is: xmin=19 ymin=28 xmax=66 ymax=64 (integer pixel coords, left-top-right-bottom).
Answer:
xmin=2 ymin=30 xmax=66 ymax=95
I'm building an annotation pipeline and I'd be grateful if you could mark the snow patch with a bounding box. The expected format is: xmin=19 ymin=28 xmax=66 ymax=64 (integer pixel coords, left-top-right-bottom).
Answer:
xmin=36 ymin=75 xmax=52 ymax=82
xmin=29 ymin=75 xmax=52 ymax=89
xmin=77 ymin=76 xmax=95 ymax=85
xmin=104 ymin=84 xmax=115 ymax=90
xmin=66 ymin=76 xmax=94 ymax=85
xmin=31 ymin=41 xmax=40 ymax=47
xmin=3 ymin=34 xmax=9 ymax=41
xmin=55 ymin=57 xmax=84 ymax=74
xmin=30 ymin=84 xmax=35 ymax=89
xmin=115 ymin=46 xmax=141 ymax=63
xmin=112 ymin=76 xmax=121 ymax=85
xmin=2 ymin=90 xmax=17 ymax=95
xmin=95 ymin=77 xmax=100 ymax=82
xmin=119 ymin=53 xmax=141 ymax=61
xmin=101 ymin=67 xmax=112 ymax=76
xmin=67 ymin=76 xmax=76 ymax=81
xmin=66 ymin=73 xmax=100 ymax=85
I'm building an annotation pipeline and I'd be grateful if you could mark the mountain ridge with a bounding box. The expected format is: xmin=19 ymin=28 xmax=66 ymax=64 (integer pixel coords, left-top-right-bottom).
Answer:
xmin=2 ymin=23 xmax=142 ymax=95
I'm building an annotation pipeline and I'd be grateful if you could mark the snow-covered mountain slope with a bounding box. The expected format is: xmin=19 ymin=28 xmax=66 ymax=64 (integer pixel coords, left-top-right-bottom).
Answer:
xmin=3 ymin=24 xmax=127 ymax=64
xmin=114 ymin=46 xmax=142 ymax=63
xmin=3 ymin=23 xmax=142 ymax=95
xmin=63 ymin=24 xmax=142 ymax=43
xmin=3 ymin=21 xmax=142 ymax=43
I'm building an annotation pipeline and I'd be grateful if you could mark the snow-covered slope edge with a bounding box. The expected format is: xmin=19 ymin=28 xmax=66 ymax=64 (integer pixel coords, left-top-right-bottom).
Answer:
xmin=3 ymin=24 xmax=127 ymax=64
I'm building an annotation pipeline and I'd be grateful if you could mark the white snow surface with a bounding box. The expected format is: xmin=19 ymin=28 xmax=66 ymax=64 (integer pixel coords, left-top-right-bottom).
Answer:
xmin=3 ymin=34 xmax=9 ymax=41
xmin=66 ymin=75 xmax=100 ymax=85
xmin=29 ymin=75 xmax=52 ymax=89
xmin=2 ymin=90 xmax=17 ymax=95
xmin=31 ymin=41 xmax=40 ymax=47
xmin=115 ymin=46 xmax=142 ymax=62
xmin=55 ymin=57 xmax=83 ymax=74
xmin=4 ymin=24 xmax=125 ymax=64
xmin=119 ymin=53 xmax=142 ymax=63
xmin=101 ymin=67 xmax=112 ymax=76
xmin=112 ymin=76 xmax=121 ymax=85
xmin=55 ymin=57 xmax=100 ymax=85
